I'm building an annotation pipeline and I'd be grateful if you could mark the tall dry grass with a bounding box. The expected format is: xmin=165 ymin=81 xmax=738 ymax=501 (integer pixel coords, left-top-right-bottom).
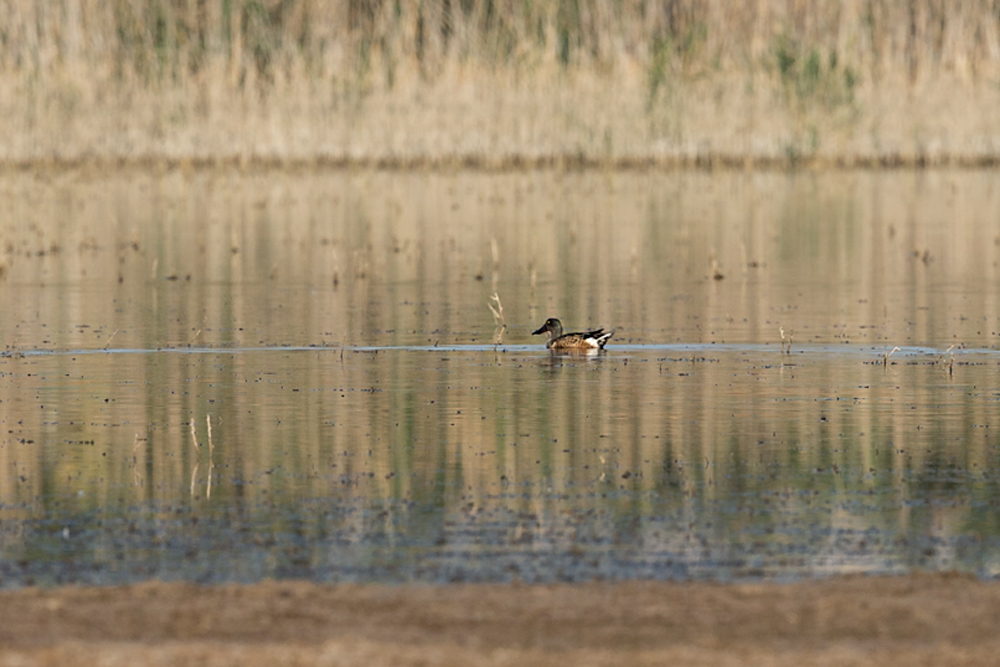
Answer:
xmin=2 ymin=1 xmax=1000 ymax=167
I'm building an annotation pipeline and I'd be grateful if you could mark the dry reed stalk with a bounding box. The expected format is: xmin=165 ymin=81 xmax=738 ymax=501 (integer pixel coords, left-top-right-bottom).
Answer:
xmin=103 ymin=329 xmax=119 ymax=350
xmin=489 ymin=292 xmax=506 ymax=345
xmin=488 ymin=293 xmax=505 ymax=325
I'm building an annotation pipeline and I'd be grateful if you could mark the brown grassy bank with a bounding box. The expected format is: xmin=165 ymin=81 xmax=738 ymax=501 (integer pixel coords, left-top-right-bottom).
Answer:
xmin=2 ymin=1 xmax=1000 ymax=168
xmin=1 ymin=575 xmax=1000 ymax=666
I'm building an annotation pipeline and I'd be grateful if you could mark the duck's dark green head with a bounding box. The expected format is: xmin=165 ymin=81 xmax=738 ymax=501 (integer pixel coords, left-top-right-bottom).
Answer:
xmin=532 ymin=318 xmax=563 ymax=336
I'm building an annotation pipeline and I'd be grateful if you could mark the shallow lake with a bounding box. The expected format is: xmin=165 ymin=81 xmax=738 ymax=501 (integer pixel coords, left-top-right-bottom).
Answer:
xmin=1 ymin=169 xmax=1000 ymax=585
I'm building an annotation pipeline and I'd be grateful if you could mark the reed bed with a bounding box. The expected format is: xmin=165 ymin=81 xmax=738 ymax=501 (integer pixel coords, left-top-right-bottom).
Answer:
xmin=2 ymin=0 xmax=1000 ymax=167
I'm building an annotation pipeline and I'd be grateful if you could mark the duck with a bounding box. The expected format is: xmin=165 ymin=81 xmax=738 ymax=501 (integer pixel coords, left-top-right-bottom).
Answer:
xmin=532 ymin=317 xmax=614 ymax=351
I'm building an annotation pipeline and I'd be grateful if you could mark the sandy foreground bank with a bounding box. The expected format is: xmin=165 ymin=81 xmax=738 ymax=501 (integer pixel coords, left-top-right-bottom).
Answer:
xmin=0 ymin=574 xmax=997 ymax=666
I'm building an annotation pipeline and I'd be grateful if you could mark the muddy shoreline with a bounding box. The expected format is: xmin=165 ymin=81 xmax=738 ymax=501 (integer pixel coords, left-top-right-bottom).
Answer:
xmin=1 ymin=574 xmax=998 ymax=666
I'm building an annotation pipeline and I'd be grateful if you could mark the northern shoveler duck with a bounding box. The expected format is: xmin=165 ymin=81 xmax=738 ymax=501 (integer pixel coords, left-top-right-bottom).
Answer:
xmin=532 ymin=317 xmax=614 ymax=351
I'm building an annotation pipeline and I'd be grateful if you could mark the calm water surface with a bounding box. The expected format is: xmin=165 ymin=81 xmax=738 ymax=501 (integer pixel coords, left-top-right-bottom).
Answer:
xmin=1 ymin=169 xmax=1000 ymax=585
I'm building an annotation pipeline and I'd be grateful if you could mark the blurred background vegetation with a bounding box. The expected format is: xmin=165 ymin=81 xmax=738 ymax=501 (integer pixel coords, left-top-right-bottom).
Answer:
xmin=2 ymin=0 xmax=999 ymax=166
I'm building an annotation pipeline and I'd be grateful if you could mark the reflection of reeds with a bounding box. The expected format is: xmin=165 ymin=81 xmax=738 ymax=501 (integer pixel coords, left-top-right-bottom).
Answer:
xmin=2 ymin=2 xmax=1000 ymax=165
xmin=131 ymin=433 xmax=146 ymax=488
xmin=710 ymin=252 xmax=724 ymax=281
xmin=206 ymin=414 xmax=214 ymax=500
xmin=186 ymin=415 xmax=215 ymax=498
xmin=189 ymin=418 xmax=200 ymax=497
xmin=491 ymin=237 xmax=500 ymax=291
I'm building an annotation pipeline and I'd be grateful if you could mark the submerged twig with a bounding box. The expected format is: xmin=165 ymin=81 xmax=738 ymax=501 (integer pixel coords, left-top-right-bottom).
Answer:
xmin=882 ymin=346 xmax=900 ymax=367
